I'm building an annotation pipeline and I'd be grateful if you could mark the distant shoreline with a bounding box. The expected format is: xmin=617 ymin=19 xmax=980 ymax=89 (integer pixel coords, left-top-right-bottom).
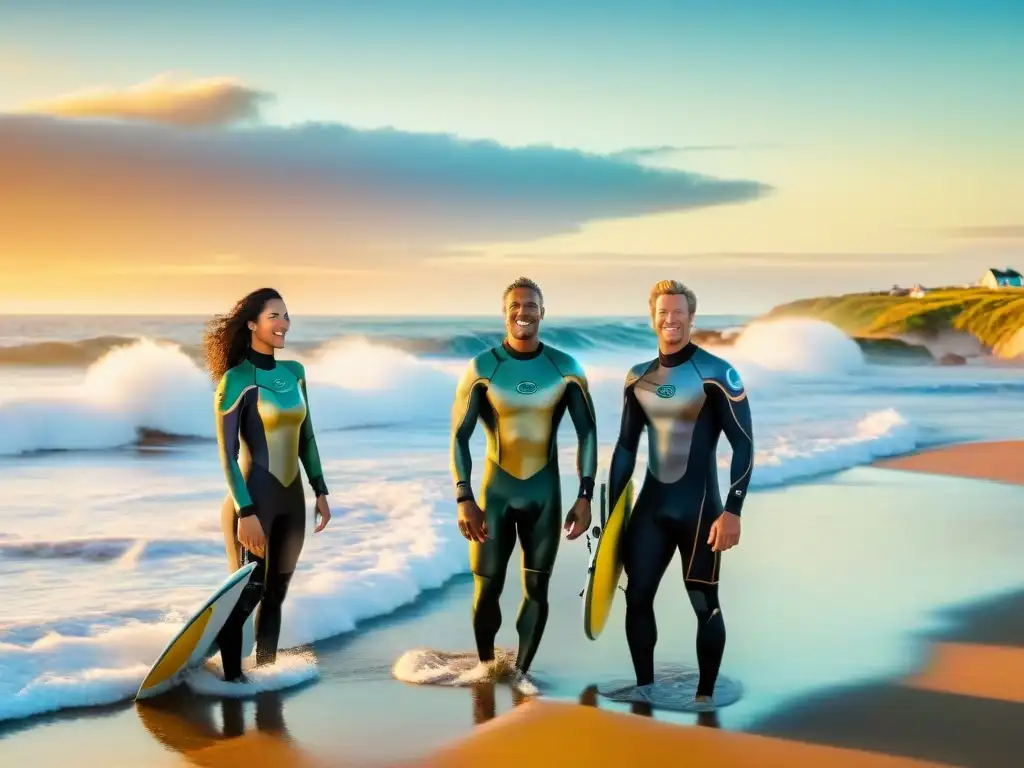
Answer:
xmin=762 ymin=288 xmax=1024 ymax=360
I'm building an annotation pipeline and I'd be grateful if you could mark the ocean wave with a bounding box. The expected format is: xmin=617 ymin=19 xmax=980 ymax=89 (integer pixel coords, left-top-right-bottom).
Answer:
xmin=0 ymin=536 xmax=224 ymax=563
xmin=743 ymin=408 xmax=920 ymax=487
xmin=0 ymin=337 xmax=457 ymax=455
xmin=0 ymin=318 xmax=1000 ymax=457
xmin=850 ymin=380 xmax=1024 ymax=396
xmin=0 ymin=321 xmax=737 ymax=368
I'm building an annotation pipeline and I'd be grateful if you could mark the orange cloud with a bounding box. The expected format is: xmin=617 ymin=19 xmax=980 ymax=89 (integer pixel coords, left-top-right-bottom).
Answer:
xmin=17 ymin=73 xmax=272 ymax=128
xmin=0 ymin=102 xmax=769 ymax=311
xmin=0 ymin=111 xmax=766 ymax=268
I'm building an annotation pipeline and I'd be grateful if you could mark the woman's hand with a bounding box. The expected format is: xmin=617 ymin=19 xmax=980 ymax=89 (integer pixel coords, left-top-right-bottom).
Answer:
xmin=314 ymin=494 xmax=331 ymax=533
xmin=237 ymin=515 xmax=266 ymax=558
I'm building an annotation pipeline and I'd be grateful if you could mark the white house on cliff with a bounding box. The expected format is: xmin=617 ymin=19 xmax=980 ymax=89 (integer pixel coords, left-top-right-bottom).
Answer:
xmin=979 ymin=267 xmax=1023 ymax=289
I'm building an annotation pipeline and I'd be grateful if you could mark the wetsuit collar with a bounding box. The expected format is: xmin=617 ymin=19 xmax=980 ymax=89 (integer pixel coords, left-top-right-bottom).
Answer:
xmin=502 ymin=340 xmax=544 ymax=360
xmin=658 ymin=341 xmax=697 ymax=368
xmin=247 ymin=348 xmax=277 ymax=371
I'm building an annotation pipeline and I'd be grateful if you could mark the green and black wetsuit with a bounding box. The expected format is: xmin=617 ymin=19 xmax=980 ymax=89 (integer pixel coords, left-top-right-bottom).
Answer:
xmin=213 ymin=348 xmax=328 ymax=680
xmin=451 ymin=341 xmax=597 ymax=673
xmin=608 ymin=342 xmax=753 ymax=696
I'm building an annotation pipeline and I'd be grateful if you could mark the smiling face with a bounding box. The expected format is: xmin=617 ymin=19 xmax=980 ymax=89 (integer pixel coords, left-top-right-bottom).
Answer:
xmin=504 ymin=287 xmax=544 ymax=343
xmin=248 ymin=298 xmax=290 ymax=351
xmin=652 ymin=293 xmax=694 ymax=350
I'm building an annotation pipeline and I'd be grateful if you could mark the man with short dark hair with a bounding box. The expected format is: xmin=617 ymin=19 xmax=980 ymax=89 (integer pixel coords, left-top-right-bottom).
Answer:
xmin=451 ymin=276 xmax=597 ymax=693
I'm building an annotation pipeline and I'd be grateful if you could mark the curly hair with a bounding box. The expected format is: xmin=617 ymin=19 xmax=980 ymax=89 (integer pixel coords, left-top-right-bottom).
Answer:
xmin=202 ymin=287 xmax=283 ymax=382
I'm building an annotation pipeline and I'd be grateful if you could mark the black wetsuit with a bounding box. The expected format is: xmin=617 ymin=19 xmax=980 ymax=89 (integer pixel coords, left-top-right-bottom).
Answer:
xmin=607 ymin=342 xmax=753 ymax=696
xmin=451 ymin=341 xmax=598 ymax=673
xmin=212 ymin=348 xmax=328 ymax=681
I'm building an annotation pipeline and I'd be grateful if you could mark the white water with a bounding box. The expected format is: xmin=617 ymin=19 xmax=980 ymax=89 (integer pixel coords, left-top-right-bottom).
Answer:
xmin=2 ymin=316 xmax=1023 ymax=723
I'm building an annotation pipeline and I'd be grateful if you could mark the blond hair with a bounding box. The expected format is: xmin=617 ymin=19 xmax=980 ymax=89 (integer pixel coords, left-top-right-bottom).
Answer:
xmin=648 ymin=279 xmax=697 ymax=317
xmin=502 ymin=276 xmax=544 ymax=306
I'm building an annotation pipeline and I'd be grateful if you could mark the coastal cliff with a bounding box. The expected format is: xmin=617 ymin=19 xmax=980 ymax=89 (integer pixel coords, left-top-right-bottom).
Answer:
xmin=756 ymin=288 xmax=1024 ymax=362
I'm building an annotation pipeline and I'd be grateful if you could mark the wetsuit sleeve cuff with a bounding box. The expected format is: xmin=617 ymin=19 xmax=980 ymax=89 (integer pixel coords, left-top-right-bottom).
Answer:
xmin=724 ymin=490 xmax=745 ymax=516
xmin=577 ymin=477 xmax=595 ymax=501
xmin=237 ymin=504 xmax=258 ymax=519
xmin=309 ymin=475 xmax=329 ymax=497
xmin=455 ymin=481 xmax=474 ymax=504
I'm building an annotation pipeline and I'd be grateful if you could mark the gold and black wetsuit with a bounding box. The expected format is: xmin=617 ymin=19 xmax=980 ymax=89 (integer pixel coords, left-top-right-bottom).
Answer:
xmin=451 ymin=340 xmax=597 ymax=673
xmin=607 ymin=342 xmax=753 ymax=696
xmin=212 ymin=348 xmax=328 ymax=680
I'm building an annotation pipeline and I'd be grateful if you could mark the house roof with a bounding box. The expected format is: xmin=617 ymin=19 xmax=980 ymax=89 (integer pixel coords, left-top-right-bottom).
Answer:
xmin=987 ymin=267 xmax=1022 ymax=279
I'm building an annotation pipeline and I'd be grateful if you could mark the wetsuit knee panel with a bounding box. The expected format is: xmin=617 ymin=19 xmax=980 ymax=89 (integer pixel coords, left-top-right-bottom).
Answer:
xmin=624 ymin=577 xmax=660 ymax=606
xmin=686 ymin=585 xmax=722 ymax=623
xmin=470 ymin=548 xmax=511 ymax=581
xmin=236 ymin=579 xmax=266 ymax=615
xmin=262 ymin=571 xmax=293 ymax=606
xmin=472 ymin=573 xmax=505 ymax=603
xmin=522 ymin=570 xmax=550 ymax=603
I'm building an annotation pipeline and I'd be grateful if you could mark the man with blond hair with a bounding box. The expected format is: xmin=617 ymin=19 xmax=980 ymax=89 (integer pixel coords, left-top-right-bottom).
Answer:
xmin=606 ymin=279 xmax=753 ymax=708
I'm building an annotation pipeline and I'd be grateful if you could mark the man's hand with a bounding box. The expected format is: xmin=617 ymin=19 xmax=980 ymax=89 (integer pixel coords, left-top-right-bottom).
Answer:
xmin=563 ymin=497 xmax=592 ymax=541
xmin=707 ymin=511 xmax=741 ymax=552
xmin=457 ymin=500 xmax=487 ymax=542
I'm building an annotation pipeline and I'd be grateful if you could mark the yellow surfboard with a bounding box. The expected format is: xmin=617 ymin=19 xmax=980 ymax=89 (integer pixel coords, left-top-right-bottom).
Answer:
xmin=582 ymin=479 xmax=633 ymax=640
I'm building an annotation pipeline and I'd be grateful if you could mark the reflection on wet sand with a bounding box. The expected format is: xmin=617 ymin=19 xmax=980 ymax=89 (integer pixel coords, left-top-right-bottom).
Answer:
xmin=575 ymin=682 xmax=721 ymax=727
xmin=469 ymin=681 xmax=531 ymax=726
xmin=134 ymin=687 xmax=322 ymax=768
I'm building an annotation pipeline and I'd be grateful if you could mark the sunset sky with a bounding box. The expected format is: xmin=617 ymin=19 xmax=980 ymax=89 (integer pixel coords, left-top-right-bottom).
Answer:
xmin=1 ymin=0 xmax=1022 ymax=316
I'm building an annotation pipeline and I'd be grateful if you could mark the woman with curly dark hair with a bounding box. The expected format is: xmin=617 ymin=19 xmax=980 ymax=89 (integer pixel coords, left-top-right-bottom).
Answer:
xmin=202 ymin=287 xmax=332 ymax=682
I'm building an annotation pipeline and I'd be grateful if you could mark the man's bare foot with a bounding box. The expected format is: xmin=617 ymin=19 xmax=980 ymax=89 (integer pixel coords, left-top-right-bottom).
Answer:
xmin=692 ymin=694 xmax=716 ymax=712
xmin=632 ymin=683 xmax=657 ymax=703
xmin=457 ymin=659 xmax=497 ymax=684
xmin=510 ymin=669 xmax=539 ymax=697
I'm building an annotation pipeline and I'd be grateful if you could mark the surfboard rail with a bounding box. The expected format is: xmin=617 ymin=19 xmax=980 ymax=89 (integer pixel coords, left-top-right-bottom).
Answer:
xmin=582 ymin=480 xmax=633 ymax=640
xmin=135 ymin=561 xmax=258 ymax=701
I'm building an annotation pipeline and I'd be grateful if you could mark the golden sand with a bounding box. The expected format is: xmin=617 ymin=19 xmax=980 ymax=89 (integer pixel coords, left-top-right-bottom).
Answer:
xmin=875 ymin=440 xmax=1024 ymax=485
xmin=410 ymin=699 xmax=951 ymax=768
xmin=901 ymin=642 xmax=1024 ymax=704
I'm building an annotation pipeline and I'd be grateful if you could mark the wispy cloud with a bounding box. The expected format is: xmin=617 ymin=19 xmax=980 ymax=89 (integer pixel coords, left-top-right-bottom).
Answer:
xmin=946 ymin=225 xmax=1024 ymax=240
xmin=17 ymin=73 xmax=273 ymax=128
xmin=100 ymin=254 xmax=379 ymax=276
xmin=612 ymin=143 xmax=784 ymax=163
xmin=426 ymin=250 xmax=946 ymax=270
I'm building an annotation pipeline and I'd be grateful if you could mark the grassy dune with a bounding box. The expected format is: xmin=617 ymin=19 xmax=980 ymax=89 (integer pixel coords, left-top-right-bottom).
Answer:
xmin=763 ymin=288 xmax=1024 ymax=352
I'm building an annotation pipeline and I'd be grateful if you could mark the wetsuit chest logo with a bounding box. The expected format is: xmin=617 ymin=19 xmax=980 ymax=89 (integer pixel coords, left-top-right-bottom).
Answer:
xmin=516 ymin=381 xmax=538 ymax=395
xmin=655 ymin=384 xmax=676 ymax=398
xmin=272 ymin=378 xmax=287 ymax=389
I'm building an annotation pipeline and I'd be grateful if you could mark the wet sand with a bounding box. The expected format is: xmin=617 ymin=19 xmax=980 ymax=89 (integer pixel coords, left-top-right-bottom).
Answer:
xmin=3 ymin=460 xmax=1024 ymax=767
xmin=747 ymin=589 xmax=1024 ymax=767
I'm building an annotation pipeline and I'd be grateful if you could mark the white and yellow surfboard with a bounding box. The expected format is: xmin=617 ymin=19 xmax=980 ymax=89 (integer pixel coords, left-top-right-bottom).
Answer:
xmin=135 ymin=561 xmax=257 ymax=701
xmin=582 ymin=479 xmax=633 ymax=640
